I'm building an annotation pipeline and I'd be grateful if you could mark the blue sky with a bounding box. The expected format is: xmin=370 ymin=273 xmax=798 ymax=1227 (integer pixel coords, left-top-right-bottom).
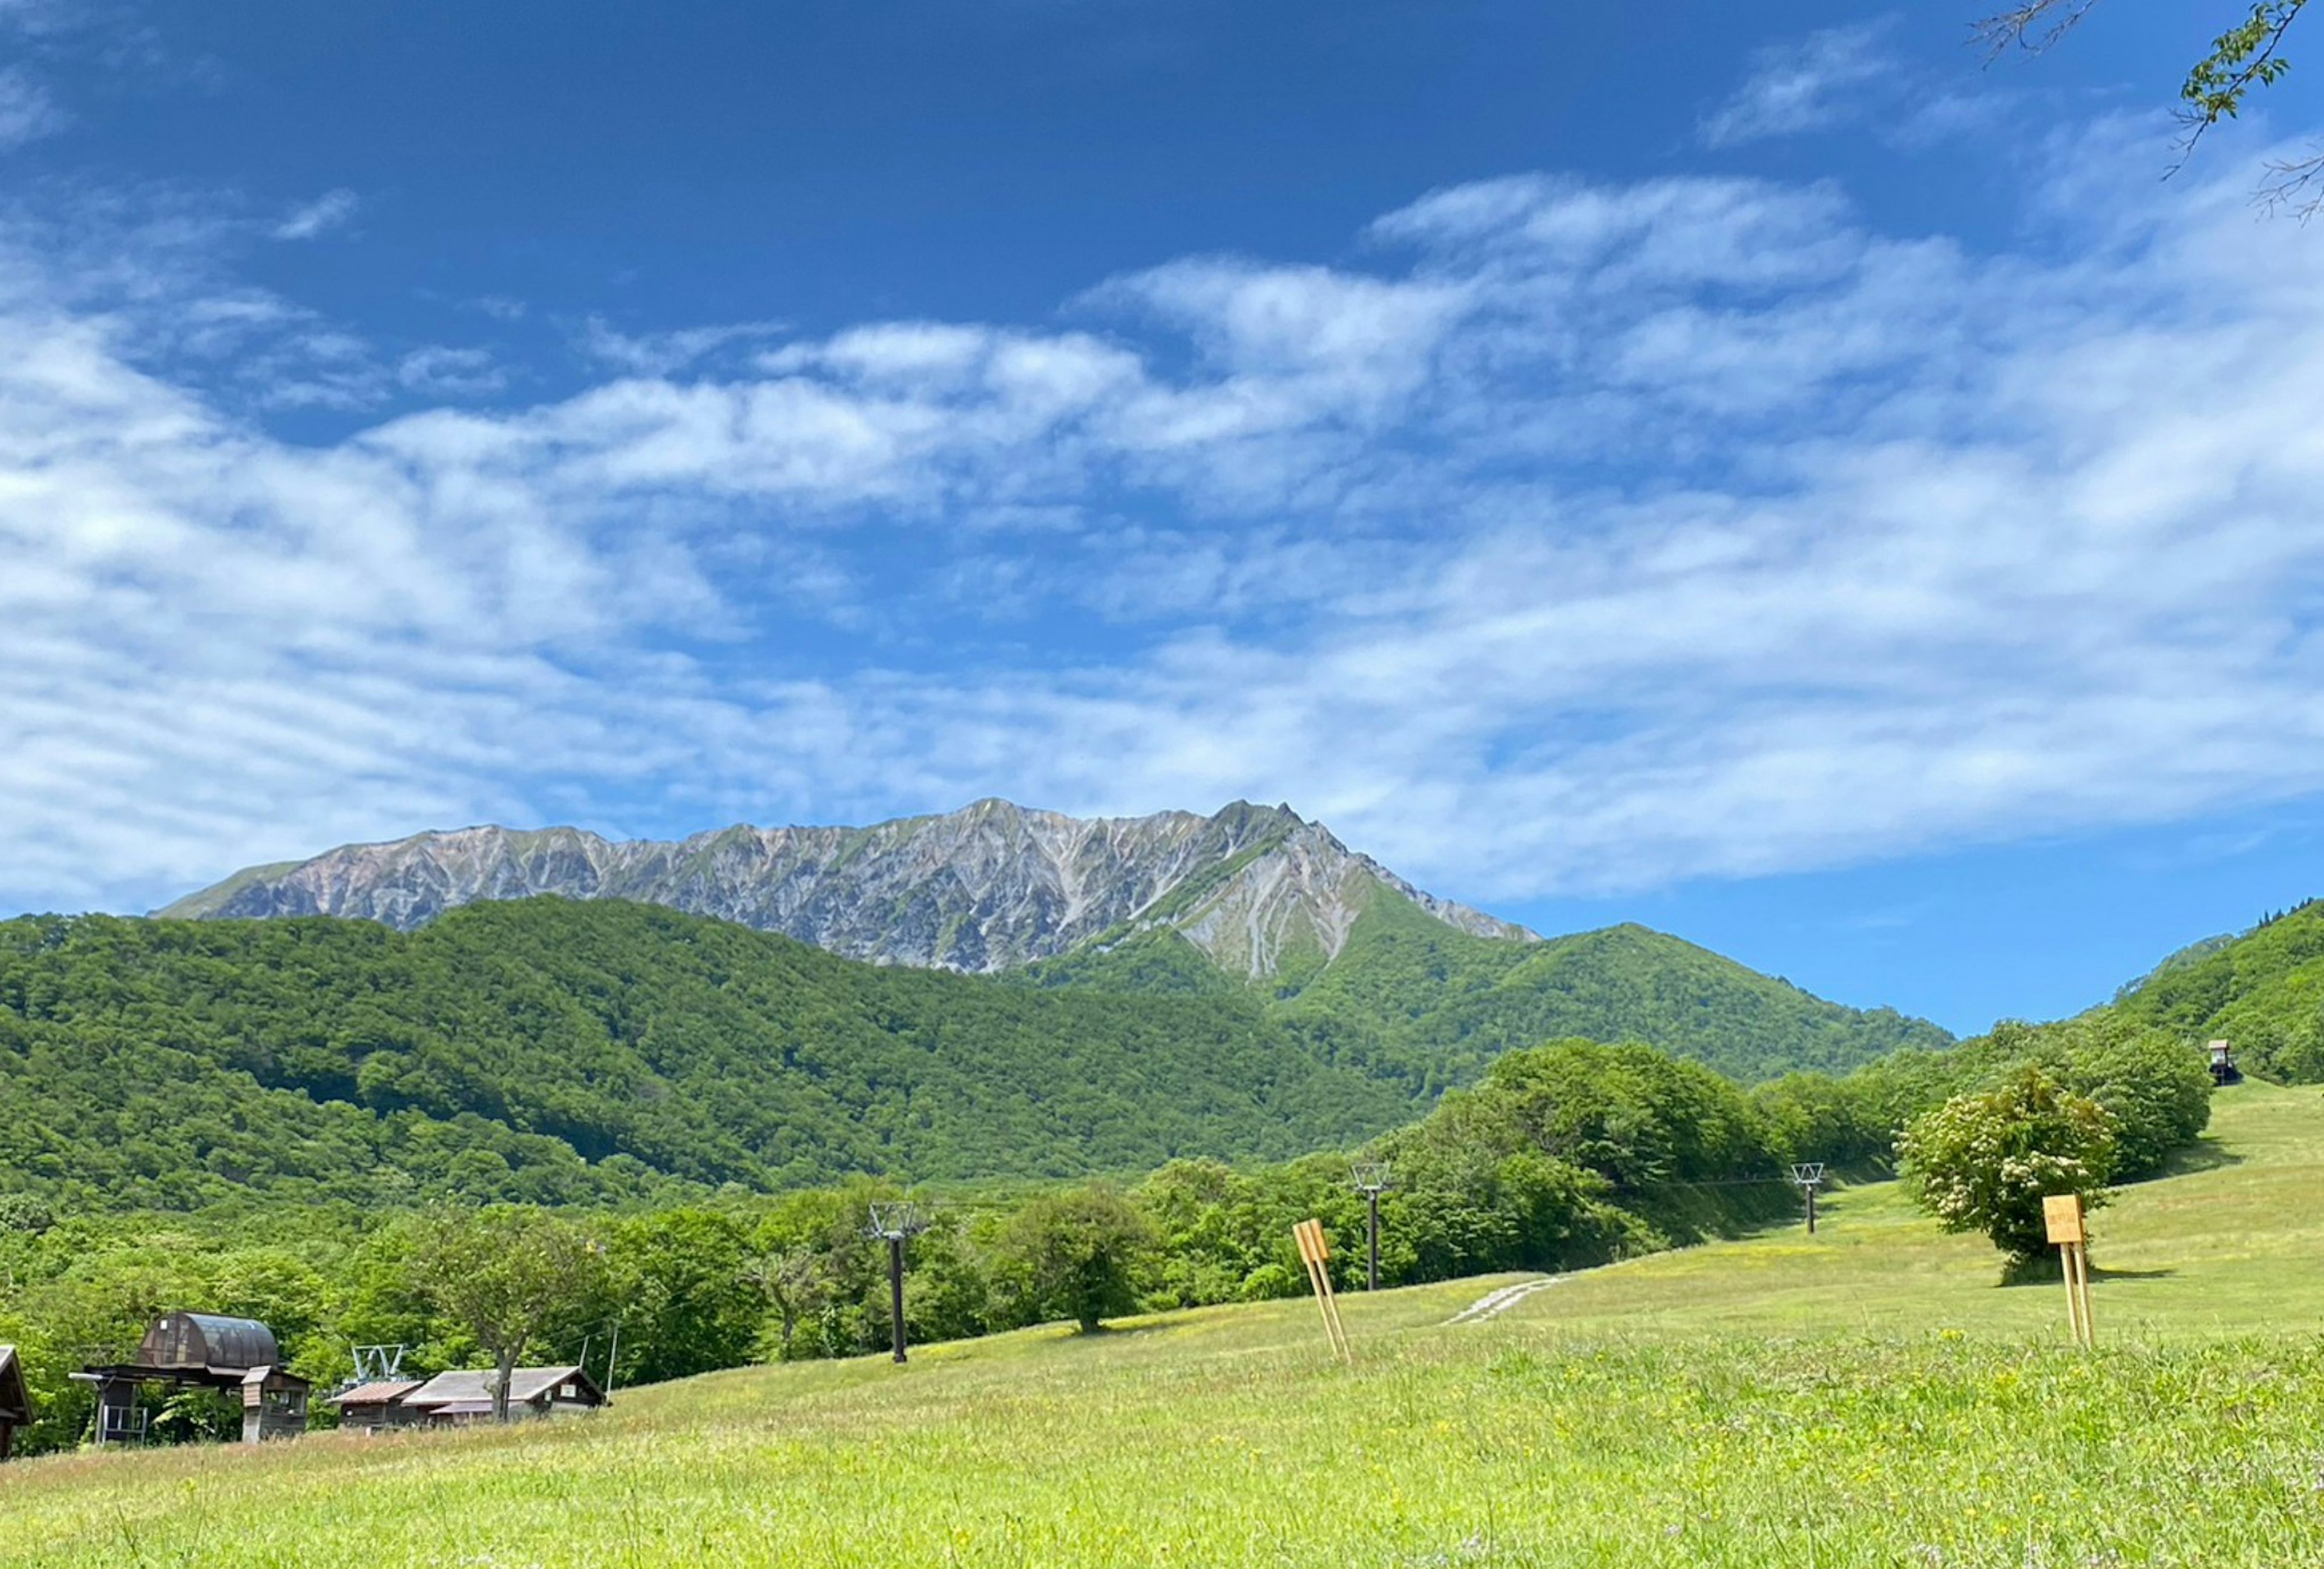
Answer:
xmin=4 ymin=0 xmax=2324 ymax=1034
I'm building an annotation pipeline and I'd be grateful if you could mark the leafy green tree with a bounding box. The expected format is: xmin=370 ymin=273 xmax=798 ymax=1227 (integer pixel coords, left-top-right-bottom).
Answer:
xmin=1899 ymin=1067 xmax=2118 ymax=1268
xmin=994 ymin=1187 xmax=1154 ymax=1333
xmin=608 ymin=1210 xmax=763 ymax=1386
xmin=405 ymin=1207 xmax=610 ymax=1421
xmin=0 ymin=1195 xmax=53 ymax=1234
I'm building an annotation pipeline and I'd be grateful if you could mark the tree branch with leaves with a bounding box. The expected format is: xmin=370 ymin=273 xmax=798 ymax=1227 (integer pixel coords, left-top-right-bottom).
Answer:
xmin=1978 ymin=0 xmax=2320 ymax=213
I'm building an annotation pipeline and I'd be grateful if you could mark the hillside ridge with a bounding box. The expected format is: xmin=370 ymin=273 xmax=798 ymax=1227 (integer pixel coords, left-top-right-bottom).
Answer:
xmin=2111 ymin=896 xmax=2324 ymax=1081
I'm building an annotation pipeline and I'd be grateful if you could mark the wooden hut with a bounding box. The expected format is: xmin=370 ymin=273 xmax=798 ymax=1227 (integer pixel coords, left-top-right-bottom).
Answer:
xmin=398 ymin=1366 xmax=605 ymax=1426
xmin=325 ymin=1380 xmax=426 ymax=1434
xmin=2207 ymin=1039 xmax=2243 ymax=1086
xmin=0 ymin=1344 xmax=31 ymax=1461
xmin=74 ymin=1312 xmax=310 ymax=1446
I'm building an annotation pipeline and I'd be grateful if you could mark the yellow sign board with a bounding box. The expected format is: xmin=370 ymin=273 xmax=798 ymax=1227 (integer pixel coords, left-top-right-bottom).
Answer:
xmin=2043 ymin=1194 xmax=2086 ymax=1245
xmin=1291 ymin=1219 xmax=1349 ymax=1360
xmin=1293 ymin=1218 xmax=1331 ymax=1266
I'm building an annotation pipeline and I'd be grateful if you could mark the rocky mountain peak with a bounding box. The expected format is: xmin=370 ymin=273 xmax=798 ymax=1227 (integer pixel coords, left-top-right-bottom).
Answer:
xmin=159 ymin=799 xmax=1533 ymax=978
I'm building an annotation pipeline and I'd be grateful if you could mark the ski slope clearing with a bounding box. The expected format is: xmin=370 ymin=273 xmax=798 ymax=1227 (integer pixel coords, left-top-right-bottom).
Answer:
xmin=1 ymin=1083 xmax=2319 ymax=1567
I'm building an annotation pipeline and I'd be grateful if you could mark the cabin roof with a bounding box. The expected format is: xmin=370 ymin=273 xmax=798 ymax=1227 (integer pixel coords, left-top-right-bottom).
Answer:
xmin=139 ymin=1312 xmax=282 ymax=1372
xmin=329 ymin=1380 xmax=423 ymax=1406
xmin=402 ymin=1366 xmax=600 ymax=1407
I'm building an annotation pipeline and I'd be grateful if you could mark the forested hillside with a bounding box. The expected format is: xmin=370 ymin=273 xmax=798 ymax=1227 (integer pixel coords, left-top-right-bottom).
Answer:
xmin=1027 ymin=894 xmax=1950 ymax=1086
xmin=0 ymin=902 xmax=1410 ymax=1210
xmin=1 ymin=896 xmax=1948 ymax=1213
xmin=2111 ymin=899 xmax=2324 ymax=1081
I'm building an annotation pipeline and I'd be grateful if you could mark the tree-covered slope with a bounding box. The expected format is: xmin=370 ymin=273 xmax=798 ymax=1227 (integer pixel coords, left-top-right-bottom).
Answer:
xmin=2113 ymin=898 xmax=2324 ymax=1081
xmin=1038 ymin=894 xmax=1951 ymax=1087
xmin=0 ymin=893 xmax=1951 ymax=1215
xmin=0 ymin=902 xmax=1416 ymax=1211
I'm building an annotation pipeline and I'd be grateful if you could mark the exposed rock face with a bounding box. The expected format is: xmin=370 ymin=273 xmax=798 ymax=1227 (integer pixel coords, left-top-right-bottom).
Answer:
xmin=160 ymin=799 xmax=1535 ymax=977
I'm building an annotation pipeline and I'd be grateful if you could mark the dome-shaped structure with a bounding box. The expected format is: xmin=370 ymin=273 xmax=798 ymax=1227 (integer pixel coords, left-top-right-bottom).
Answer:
xmin=136 ymin=1312 xmax=281 ymax=1372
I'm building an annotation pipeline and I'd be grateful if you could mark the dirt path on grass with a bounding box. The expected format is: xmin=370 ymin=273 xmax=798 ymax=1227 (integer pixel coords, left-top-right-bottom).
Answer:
xmin=1445 ymin=1277 xmax=1560 ymax=1325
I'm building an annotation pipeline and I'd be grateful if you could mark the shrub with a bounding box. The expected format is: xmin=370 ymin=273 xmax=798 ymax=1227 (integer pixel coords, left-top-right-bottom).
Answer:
xmin=1899 ymin=1066 xmax=2116 ymax=1267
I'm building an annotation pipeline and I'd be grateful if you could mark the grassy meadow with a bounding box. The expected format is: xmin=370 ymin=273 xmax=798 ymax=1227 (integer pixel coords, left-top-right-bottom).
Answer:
xmin=3 ymin=1081 xmax=2322 ymax=1568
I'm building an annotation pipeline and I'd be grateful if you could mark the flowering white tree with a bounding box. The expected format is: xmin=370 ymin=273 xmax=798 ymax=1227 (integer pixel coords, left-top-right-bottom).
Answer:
xmin=1899 ymin=1067 xmax=2118 ymax=1271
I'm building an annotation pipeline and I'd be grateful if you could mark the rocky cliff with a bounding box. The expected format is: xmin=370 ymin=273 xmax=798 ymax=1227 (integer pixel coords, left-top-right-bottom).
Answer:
xmin=160 ymin=799 xmax=1535 ymax=978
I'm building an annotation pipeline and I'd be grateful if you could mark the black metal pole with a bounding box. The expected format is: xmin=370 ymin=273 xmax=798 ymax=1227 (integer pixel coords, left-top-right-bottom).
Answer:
xmin=888 ymin=1234 xmax=908 ymax=1363
xmin=1805 ymin=1184 xmax=1817 ymax=1235
xmin=1366 ymin=1191 xmax=1380 ymax=1291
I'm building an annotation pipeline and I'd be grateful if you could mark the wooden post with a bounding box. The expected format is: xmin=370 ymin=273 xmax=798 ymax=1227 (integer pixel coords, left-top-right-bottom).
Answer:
xmin=2043 ymin=1194 xmax=2093 ymax=1348
xmin=1292 ymin=1219 xmax=1350 ymax=1361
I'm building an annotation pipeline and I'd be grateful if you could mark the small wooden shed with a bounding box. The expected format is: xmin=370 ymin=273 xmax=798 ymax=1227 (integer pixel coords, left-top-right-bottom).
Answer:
xmin=2207 ymin=1039 xmax=2243 ymax=1086
xmin=399 ymin=1366 xmax=606 ymax=1426
xmin=0 ymin=1344 xmax=31 ymax=1461
xmin=326 ymin=1380 xmax=425 ymax=1434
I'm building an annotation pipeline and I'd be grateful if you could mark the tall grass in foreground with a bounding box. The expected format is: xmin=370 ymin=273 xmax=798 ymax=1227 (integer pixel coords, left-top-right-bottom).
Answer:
xmin=3 ymin=1323 xmax=2319 ymax=1568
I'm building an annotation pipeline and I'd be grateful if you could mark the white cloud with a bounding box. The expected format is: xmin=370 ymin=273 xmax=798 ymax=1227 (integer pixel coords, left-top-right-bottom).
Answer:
xmin=398 ymin=346 xmax=505 ymax=398
xmin=578 ymin=315 xmax=788 ymax=376
xmin=0 ymin=65 xmax=63 ymax=148
xmin=7 ymin=130 xmax=2324 ymax=917
xmin=1700 ymin=24 xmax=1897 ymax=149
xmin=272 ymin=189 xmax=359 ymax=241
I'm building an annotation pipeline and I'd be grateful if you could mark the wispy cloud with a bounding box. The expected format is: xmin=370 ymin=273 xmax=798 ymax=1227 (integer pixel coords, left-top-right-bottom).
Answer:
xmin=579 ymin=315 xmax=789 ymax=377
xmin=1700 ymin=24 xmax=1897 ymax=149
xmin=272 ymin=189 xmax=359 ymax=241
xmin=0 ymin=65 xmax=64 ymax=148
xmin=398 ymin=345 xmax=505 ymax=398
xmin=5 ymin=128 xmax=2324 ymax=917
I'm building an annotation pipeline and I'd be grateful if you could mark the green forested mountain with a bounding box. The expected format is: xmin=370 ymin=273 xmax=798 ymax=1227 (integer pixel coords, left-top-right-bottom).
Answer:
xmin=2111 ymin=898 xmax=2324 ymax=1081
xmin=0 ymin=896 xmax=1948 ymax=1213
xmin=1026 ymin=893 xmax=1951 ymax=1086
xmin=0 ymin=902 xmax=1409 ymax=1211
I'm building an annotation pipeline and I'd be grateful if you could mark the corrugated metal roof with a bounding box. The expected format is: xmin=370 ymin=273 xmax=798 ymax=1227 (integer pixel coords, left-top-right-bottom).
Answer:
xmin=403 ymin=1366 xmax=592 ymax=1407
xmin=136 ymin=1313 xmax=281 ymax=1372
xmin=329 ymin=1380 xmax=422 ymax=1406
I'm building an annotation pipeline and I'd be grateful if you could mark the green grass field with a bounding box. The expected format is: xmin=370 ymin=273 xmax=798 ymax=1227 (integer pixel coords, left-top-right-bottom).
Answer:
xmin=4 ymin=1081 xmax=2322 ymax=1567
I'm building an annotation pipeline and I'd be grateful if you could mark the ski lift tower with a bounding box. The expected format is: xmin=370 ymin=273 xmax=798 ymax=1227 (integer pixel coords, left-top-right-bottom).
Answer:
xmin=1788 ymin=1163 xmax=1827 ymax=1235
xmin=866 ymin=1202 xmax=928 ymax=1364
xmin=1350 ymin=1160 xmax=1393 ymax=1291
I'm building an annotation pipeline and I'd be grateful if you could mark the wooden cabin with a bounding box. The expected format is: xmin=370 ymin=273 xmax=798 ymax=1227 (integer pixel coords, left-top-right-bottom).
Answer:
xmin=398 ymin=1366 xmax=606 ymax=1426
xmin=75 ymin=1312 xmax=310 ymax=1446
xmin=0 ymin=1344 xmax=31 ymax=1461
xmin=325 ymin=1380 xmax=426 ymax=1433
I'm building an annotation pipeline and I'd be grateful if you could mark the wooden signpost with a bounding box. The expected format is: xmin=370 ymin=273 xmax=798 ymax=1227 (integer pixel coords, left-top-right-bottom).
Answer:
xmin=1292 ymin=1219 xmax=1350 ymax=1362
xmin=2044 ymin=1194 xmax=2094 ymax=1348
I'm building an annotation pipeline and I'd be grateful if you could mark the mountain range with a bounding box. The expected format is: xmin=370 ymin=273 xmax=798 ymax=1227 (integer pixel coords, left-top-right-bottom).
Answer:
xmin=160 ymin=799 xmax=1532 ymax=979
xmin=0 ymin=798 xmax=1975 ymax=1211
xmin=4 ymin=796 xmax=2305 ymax=1217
